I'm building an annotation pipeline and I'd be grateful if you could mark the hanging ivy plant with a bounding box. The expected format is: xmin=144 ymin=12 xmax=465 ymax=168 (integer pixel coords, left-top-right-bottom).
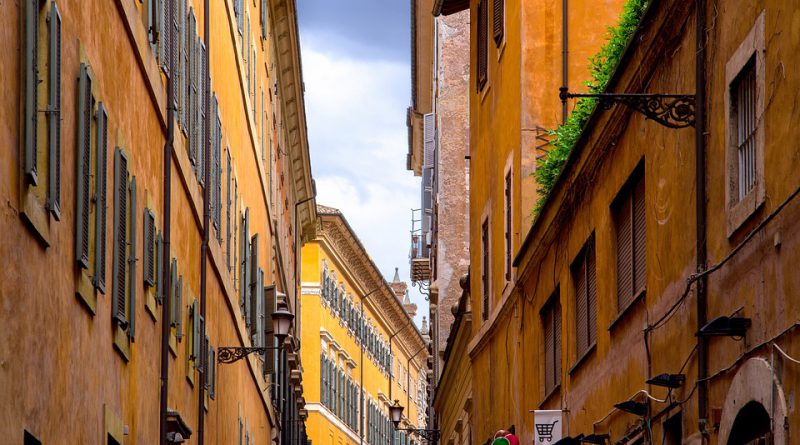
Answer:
xmin=533 ymin=0 xmax=650 ymax=215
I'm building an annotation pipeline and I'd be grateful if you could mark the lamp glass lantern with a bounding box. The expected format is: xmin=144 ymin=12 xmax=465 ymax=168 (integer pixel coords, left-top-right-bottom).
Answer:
xmin=272 ymin=308 xmax=294 ymax=343
xmin=389 ymin=400 xmax=404 ymax=427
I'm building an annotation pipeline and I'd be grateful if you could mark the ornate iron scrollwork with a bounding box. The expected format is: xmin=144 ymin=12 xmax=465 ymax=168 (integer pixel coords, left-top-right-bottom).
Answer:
xmin=218 ymin=346 xmax=270 ymax=364
xmin=398 ymin=428 xmax=441 ymax=443
xmin=559 ymin=89 xmax=696 ymax=129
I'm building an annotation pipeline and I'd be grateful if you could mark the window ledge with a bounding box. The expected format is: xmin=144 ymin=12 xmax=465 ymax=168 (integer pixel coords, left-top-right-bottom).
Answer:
xmin=479 ymin=83 xmax=492 ymax=105
xmin=568 ymin=343 xmax=597 ymax=376
xmin=608 ymin=289 xmax=646 ymax=332
xmin=539 ymin=384 xmax=561 ymax=408
xmin=113 ymin=325 xmax=131 ymax=362
xmin=726 ymin=189 xmax=765 ymax=238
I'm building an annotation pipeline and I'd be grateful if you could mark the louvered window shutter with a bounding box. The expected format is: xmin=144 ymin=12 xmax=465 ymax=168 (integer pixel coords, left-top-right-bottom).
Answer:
xmin=633 ymin=177 xmax=646 ymax=294
xmin=555 ymin=300 xmax=562 ymax=385
xmin=253 ymin=269 xmax=264 ymax=347
xmin=176 ymin=275 xmax=183 ymax=341
xmin=112 ymin=148 xmax=129 ymax=329
xmin=158 ymin=0 xmax=166 ymax=71
xmin=264 ymin=285 xmax=277 ymax=377
xmin=23 ymin=0 xmax=39 ymax=185
xmin=587 ymin=240 xmax=598 ymax=346
xmin=225 ymin=152 xmax=232 ymax=268
xmin=477 ymin=0 xmax=488 ymax=91
xmin=147 ymin=0 xmax=156 ymax=51
xmin=93 ymin=103 xmax=109 ymax=293
xmin=209 ymin=346 xmax=216 ymax=399
xmin=199 ymin=322 xmax=206 ymax=372
xmin=493 ymin=0 xmax=504 ymax=45
xmin=181 ymin=0 xmax=188 ymax=132
xmin=187 ymin=10 xmax=196 ymax=165
xmin=243 ymin=210 xmax=251 ymax=321
xmin=129 ymin=176 xmax=138 ymax=340
xmin=156 ymin=232 xmax=164 ymax=304
xmin=191 ymin=300 xmax=200 ymax=359
xmin=615 ymin=189 xmax=633 ymax=310
xmin=170 ymin=259 xmax=178 ymax=323
xmin=75 ymin=65 xmax=93 ymax=269
xmin=249 ymin=235 xmax=260 ymax=333
xmin=143 ymin=209 xmax=156 ymax=287
xmin=239 ymin=210 xmax=248 ymax=310
xmin=574 ymin=251 xmax=588 ymax=357
xmin=261 ymin=0 xmax=267 ymax=39
xmin=47 ymin=3 xmax=62 ymax=218
xmin=197 ymin=40 xmax=206 ymax=187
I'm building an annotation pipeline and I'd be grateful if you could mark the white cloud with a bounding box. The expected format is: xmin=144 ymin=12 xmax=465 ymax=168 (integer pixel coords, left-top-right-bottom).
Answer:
xmin=302 ymin=43 xmax=430 ymax=327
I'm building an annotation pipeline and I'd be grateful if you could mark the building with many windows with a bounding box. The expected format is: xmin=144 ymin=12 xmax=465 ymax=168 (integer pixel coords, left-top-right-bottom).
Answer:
xmin=301 ymin=206 xmax=430 ymax=445
xmin=0 ymin=0 xmax=314 ymax=443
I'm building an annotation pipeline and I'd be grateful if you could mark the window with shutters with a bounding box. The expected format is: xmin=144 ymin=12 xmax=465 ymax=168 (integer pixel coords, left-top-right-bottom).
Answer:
xmin=571 ymin=235 xmax=597 ymax=366
xmin=142 ymin=208 xmax=160 ymax=320
xmin=240 ymin=208 xmax=251 ymax=320
xmin=20 ymin=0 xmax=63 ymax=241
xmin=493 ymin=0 xmax=504 ymax=46
xmin=613 ymin=165 xmax=646 ymax=315
xmin=111 ymin=148 xmax=137 ymax=360
xmin=725 ymin=12 xmax=765 ymax=236
xmin=208 ymin=344 xmax=217 ymax=399
xmin=481 ymin=217 xmax=490 ymax=321
xmin=476 ymin=0 xmax=488 ymax=91
xmin=249 ymin=234 xmax=260 ymax=337
xmin=541 ymin=290 xmax=561 ymax=397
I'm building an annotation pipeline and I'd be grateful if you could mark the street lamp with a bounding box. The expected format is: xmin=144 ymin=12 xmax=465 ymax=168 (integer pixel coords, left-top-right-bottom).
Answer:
xmin=217 ymin=308 xmax=295 ymax=364
xmin=389 ymin=400 xmax=440 ymax=444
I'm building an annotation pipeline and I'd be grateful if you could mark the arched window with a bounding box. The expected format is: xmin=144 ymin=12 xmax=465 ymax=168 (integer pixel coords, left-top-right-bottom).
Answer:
xmin=727 ymin=401 xmax=772 ymax=445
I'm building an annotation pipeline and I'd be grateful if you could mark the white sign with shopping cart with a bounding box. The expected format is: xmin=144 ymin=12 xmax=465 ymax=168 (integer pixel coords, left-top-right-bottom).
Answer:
xmin=532 ymin=410 xmax=562 ymax=444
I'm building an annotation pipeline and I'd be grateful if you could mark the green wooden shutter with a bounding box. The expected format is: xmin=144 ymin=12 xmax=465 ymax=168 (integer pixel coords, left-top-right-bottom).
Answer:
xmin=263 ymin=285 xmax=276 ymax=378
xmin=249 ymin=234 xmax=259 ymax=332
xmin=129 ymin=176 xmax=137 ymax=340
xmin=226 ymin=151 xmax=232 ymax=269
xmin=112 ymin=148 xmax=129 ymax=329
xmin=93 ymin=102 xmax=108 ymax=293
xmin=261 ymin=0 xmax=267 ymax=39
xmin=155 ymin=232 xmax=164 ymax=304
xmin=157 ymin=0 xmax=166 ymax=71
xmin=191 ymin=299 xmax=200 ymax=359
xmin=187 ymin=9 xmax=196 ymax=165
xmin=176 ymin=275 xmax=183 ymax=341
xmin=242 ymin=209 xmax=251 ymax=322
xmin=143 ymin=209 xmax=156 ymax=287
xmin=209 ymin=346 xmax=216 ymax=399
xmin=170 ymin=259 xmax=178 ymax=323
xmin=23 ymin=0 xmax=39 ymax=185
xmin=75 ymin=65 xmax=93 ymax=269
xmin=493 ymin=0 xmax=504 ymax=45
xmin=180 ymin=0 xmax=188 ymax=132
xmin=253 ymin=269 xmax=264 ymax=347
xmin=47 ymin=3 xmax=62 ymax=218
xmin=197 ymin=39 xmax=206 ymax=187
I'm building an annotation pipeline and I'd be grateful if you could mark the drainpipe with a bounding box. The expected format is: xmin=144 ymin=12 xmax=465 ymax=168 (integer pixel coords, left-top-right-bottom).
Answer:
xmin=197 ymin=0 xmax=211 ymax=442
xmin=159 ymin=0 xmax=176 ymax=443
xmin=561 ymin=0 xmax=568 ymax=123
xmin=695 ymin=0 xmax=708 ymax=441
xmin=293 ymin=191 xmax=317 ymax=350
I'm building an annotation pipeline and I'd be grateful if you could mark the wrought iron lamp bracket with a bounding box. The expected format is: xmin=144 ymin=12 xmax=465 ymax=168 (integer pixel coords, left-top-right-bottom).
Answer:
xmin=218 ymin=346 xmax=282 ymax=364
xmin=396 ymin=428 xmax=441 ymax=442
xmin=559 ymin=88 xmax=696 ymax=129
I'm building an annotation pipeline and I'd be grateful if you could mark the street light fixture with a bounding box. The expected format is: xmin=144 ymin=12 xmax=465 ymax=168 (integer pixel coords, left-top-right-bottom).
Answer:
xmin=217 ymin=308 xmax=295 ymax=364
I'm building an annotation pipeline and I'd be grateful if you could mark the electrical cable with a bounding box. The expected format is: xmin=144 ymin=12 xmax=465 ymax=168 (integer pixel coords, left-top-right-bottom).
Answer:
xmin=646 ymin=183 xmax=800 ymax=334
xmin=772 ymin=343 xmax=800 ymax=365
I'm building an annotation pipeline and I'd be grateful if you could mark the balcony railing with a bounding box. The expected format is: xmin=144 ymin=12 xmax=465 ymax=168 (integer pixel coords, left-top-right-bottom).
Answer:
xmin=410 ymin=209 xmax=431 ymax=282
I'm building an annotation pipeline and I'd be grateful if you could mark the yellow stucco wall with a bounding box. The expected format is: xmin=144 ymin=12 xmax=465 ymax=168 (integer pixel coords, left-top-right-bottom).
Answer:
xmin=301 ymin=210 xmax=429 ymax=445
xmin=463 ymin=1 xmax=800 ymax=444
xmin=0 ymin=0 xmax=309 ymax=443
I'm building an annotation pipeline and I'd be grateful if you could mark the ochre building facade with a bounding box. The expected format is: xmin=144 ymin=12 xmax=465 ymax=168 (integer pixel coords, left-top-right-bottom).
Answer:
xmin=0 ymin=0 xmax=315 ymax=443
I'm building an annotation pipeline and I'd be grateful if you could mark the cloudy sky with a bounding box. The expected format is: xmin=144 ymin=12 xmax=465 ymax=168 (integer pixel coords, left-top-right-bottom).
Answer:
xmin=296 ymin=1 xmax=428 ymax=327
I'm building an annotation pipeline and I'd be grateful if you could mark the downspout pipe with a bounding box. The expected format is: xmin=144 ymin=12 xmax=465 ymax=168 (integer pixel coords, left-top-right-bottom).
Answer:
xmin=561 ymin=0 xmax=568 ymax=123
xmin=695 ymin=0 xmax=709 ymax=440
xmin=198 ymin=0 xmax=211 ymax=442
xmin=159 ymin=0 xmax=176 ymax=443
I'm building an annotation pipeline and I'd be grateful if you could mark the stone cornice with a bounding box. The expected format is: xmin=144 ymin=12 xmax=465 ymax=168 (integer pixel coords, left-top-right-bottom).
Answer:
xmin=270 ymin=0 xmax=317 ymax=242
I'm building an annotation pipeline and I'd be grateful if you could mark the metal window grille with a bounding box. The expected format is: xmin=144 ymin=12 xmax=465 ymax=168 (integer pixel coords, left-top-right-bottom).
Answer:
xmin=733 ymin=58 xmax=757 ymax=201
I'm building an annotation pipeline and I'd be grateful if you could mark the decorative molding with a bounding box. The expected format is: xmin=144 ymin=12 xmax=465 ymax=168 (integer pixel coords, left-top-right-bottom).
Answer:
xmin=305 ymin=403 xmax=362 ymax=443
